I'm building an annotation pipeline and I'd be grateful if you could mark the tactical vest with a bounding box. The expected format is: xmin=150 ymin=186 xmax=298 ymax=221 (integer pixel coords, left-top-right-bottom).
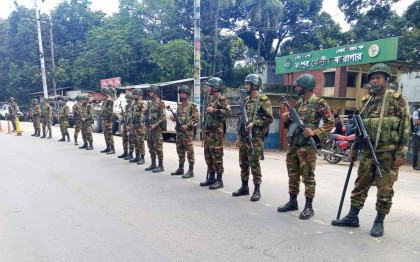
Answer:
xmin=287 ymin=97 xmax=319 ymax=147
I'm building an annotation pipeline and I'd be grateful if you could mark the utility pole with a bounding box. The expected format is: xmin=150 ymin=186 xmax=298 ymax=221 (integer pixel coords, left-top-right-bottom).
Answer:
xmin=49 ymin=17 xmax=56 ymax=95
xmin=193 ymin=0 xmax=201 ymax=106
xmin=35 ymin=0 xmax=48 ymax=98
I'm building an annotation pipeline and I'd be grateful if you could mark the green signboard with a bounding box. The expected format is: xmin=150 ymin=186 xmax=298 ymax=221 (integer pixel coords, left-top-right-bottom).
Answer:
xmin=276 ymin=37 xmax=399 ymax=74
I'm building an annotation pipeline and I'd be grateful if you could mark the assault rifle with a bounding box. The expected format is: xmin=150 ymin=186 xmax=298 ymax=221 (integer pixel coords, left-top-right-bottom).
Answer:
xmin=119 ymin=102 xmax=126 ymax=125
xmin=236 ymin=89 xmax=253 ymax=150
xmin=278 ymin=96 xmax=321 ymax=156
xmin=167 ymin=106 xmax=182 ymax=132
xmin=200 ymin=92 xmax=208 ymax=147
xmin=145 ymin=95 xmax=152 ymax=140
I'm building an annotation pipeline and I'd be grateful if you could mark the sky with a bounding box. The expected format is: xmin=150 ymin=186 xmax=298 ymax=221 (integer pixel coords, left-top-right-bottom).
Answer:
xmin=0 ymin=0 xmax=416 ymax=32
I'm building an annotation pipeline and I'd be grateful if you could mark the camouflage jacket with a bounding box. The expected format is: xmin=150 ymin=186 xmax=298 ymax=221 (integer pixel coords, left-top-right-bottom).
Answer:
xmin=73 ymin=103 xmax=83 ymax=121
xmin=354 ymin=89 xmax=409 ymax=159
xmin=205 ymin=94 xmax=232 ymax=133
xmin=59 ymin=104 xmax=70 ymax=120
xmin=176 ymin=102 xmax=199 ymax=133
xmin=148 ymin=99 xmax=166 ymax=127
xmin=101 ymin=97 xmax=114 ymax=121
xmin=286 ymin=94 xmax=334 ymax=146
xmin=132 ymin=100 xmax=147 ymax=126
xmin=240 ymin=94 xmax=273 ymax=136
xmin=33 ymin=104 xmax=41 ymax=118
xmin=81 ymin=103 xmax=93 ymax=123
xmin=42 ymin=104 xmax=52 ymax=120
xmin=9 ymin=101 xmax=18 ymax=116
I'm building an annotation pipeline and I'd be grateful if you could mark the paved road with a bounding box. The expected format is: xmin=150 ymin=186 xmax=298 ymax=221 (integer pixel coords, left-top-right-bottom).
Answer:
xmin=0 ymin=121 xmax=419 ymax=261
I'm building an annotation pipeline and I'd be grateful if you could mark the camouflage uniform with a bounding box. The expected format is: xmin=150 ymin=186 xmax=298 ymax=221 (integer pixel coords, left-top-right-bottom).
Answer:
xmin=130 ymin=97 xmax=147 ymax=163
xmin=121 ymin=100 xmax=135 ymax=154
xmin=204 ymin=95 xmax=232 ymax=176
xmin=350 ymin=90 xmax=409 ymax=214
xmin=73 ymin=101 xmax=83 ymax=145
xmin=59 ymin=102 xmax=70 ymax=141
xmin=239 ymin=95 xmax=273 ymax=185
xmin=81 ymin=100 xmax=94 ymax=149
xmin=8 ymin=100 xmax=18 ymax=131
xmin=101 ymin=96 xmax=115 ymax=151
xmin=32 ymin=103 xmax=41 ymax=136
xmin=145 ymin=99 xmax=166 ymax=169
xmin=285 ymin=95 xmax=333 ymax=197
xmin=41 ymin=103 xmax=52 ymax=138
xmin=176 ymin=103 xmax=199 ymax=166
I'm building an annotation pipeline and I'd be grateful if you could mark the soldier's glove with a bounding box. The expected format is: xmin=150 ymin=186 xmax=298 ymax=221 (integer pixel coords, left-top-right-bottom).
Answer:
xmin=392 ymin=157 xmax=405 ymax=168
xmin=349 ymin=149 xmax=357 ymax=163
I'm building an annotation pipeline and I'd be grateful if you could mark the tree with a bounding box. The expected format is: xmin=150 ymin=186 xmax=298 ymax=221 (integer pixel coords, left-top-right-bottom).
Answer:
xmin=338 ymin=0 xmax=401 ymax=23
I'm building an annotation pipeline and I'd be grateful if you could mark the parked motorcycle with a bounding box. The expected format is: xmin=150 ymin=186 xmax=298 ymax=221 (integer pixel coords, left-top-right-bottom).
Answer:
xmin=320 ymin=133 xmax=356 ymax=164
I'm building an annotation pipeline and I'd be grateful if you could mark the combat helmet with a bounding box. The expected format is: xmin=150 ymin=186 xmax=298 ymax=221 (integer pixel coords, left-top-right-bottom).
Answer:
xmin=178 ymin=85 xmax=191 ymax=96
xmin=147 ymin=84 xmax=160 ymax=94
xmin=206 ymin=77 xmax=223 ymax=92
xmin=295 ymin=74 xmax=316 ymax=90
xmin=367 ymin=63 xmax=392 ymax=81
xmin=132 ymin=88 xmax=144 ymax=96
xmin=244 ymin=74 xmax=262 ymax=88
xmin=101 ymin=87 xmax=112 ymax=95
xmin=125 ymin=92 xmax=133 ymax=99
xmin=32 ymin=98 xmax=39 ymax=103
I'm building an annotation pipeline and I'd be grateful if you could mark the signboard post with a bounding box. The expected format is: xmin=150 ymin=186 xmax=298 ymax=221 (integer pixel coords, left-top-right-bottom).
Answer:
xmin=276 ymin=37 xmax=399 ymax=74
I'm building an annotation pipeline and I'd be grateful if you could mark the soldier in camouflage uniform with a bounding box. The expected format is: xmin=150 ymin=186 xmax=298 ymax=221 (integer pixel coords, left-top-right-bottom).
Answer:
xmin=80 ymin=94 xmax=94 ymax=150
xmin=100 ymin=87 xmax=115 ymax=154
xmin=40 ymin=98 xmax=53 ymax=139
xmin=58 ymin=97 xmax=71 ymax=142
xmin=118 ymin=93 xmax=135 ymax=160
xmin=199 ymin=77 xmax=232 ymax=189
xmin=8 ymin=97 xmax=18 ymax=131
xmin=170 ymin=85 xmax=199 ymax=179
xmin=332 ymin=63 xmax=409 ymax=237
xmin=130 ymin=89 xmax=148 ymax=165
xmin=232 ymin=74 xmax=273 ymax=202
xmin=277 ymin=73 xmax=334 ymax=219
xmin=31 ymin=99 xmax=41 ymax=137
xmin=144 ymin=85 xmax=166 ymax=173
xmin=73 ymin=95 xmax=83 ymax=145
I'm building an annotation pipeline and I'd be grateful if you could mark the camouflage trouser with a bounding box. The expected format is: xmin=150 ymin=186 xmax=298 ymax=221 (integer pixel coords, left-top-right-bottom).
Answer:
xmin=103 ymin=120 xmax=114 ymax=146
xmin=176 ymin=131 xmax=195 ymax=165
xmin=59 ymin=119 xmax=69 ymax=136
xmin=350 ymin=151 xmax=399 ymax=215
xmin=11 ymin=115 xmax=16 ymax=130
xmin=133 ymin=125 xmax=146 ymax=155
xmin=33 ymin=116 xmax=41 ymax=133
xmin=74 ymin=120 xmax=82 ymax=140
xmin=147 ymin=128 xmax=163 ymax=160
xmin=83 ymin=122 xmax=93 ymax=144
xmin=122 ymin=125 xmax=135 ymax=152
xmin=286 ymin=144 xmax=317 ymax=198
xmin=204 ymin=130 xmax=224 ymax=174
xmin=42 ymin=118 xmax=52 ymax=135
xmin=239 ymin=130 xmax=263 ymax=185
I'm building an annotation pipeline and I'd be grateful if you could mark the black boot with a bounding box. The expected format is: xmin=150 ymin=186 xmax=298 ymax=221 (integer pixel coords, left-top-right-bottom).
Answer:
xmin=277 ymin=194 xmax=298 ymax=212
xmin=152 ymin=159 xmax=164 ymax=173
xmin=260 ymin=151 xmax=265 ymax=160
xmin=124 ymin=151 xmax=134 ymax=160
xmin=58 ymin=135 xmax=65 ymax=141
xmin=209 ymin=173 xmax=223 ymax=190
xmin=40 ymin=131 xmax=46 ymax=139
xmin=299 ymin=197 xmax=314 ymax=220
xmin=129 ymin=153 xmax=140 ymax=163
xmin=232 ymin=180 xmax=249 ymax=197
xmin=79 ymin=142 xmax=88 ymax=149
xmin=86 ymin=143 xmax=93 ymax=150
xmin=145 ymin=158 xmax=157 ymax=171
xmin=31 ymin=132 xmax=37 ymax=136
xmin=74 ymin=138 xmax=78 ymax=145
xmin=100 ymin=145 xmax=110 ymax=153
xmin=66 ymin=134 xmax=71 ymax=142
xmin=331 ymin=206 xmax=360 ymax=227
xmin=35 ymin=131 xmax=40 ymax=137
xmin=171 ymin=163 xmax=184 ymax=176
xmin=118 ymin=151 xmax=128 ymax=158
xmin=107 ymin=145 xmax=115 ymax=154
xmin=47 ymin=133 xmax=52 ymax=139
xmin=182 ymin=164 xmax=194 ymax=179
xmin=137 ymin=154 xmax=145 ymax=165
xmin=200 ymin=172 xmax=216 ymax=187
xmin=370 ymin=212 xmax=385 ymax=237
xmin=250 ymin=184 xmax=261 ymax=202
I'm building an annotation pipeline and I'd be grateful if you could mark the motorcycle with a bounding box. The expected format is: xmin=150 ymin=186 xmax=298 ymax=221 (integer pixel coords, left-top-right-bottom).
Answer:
xmin=320 ymin=133 xmax=356 ymax=164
